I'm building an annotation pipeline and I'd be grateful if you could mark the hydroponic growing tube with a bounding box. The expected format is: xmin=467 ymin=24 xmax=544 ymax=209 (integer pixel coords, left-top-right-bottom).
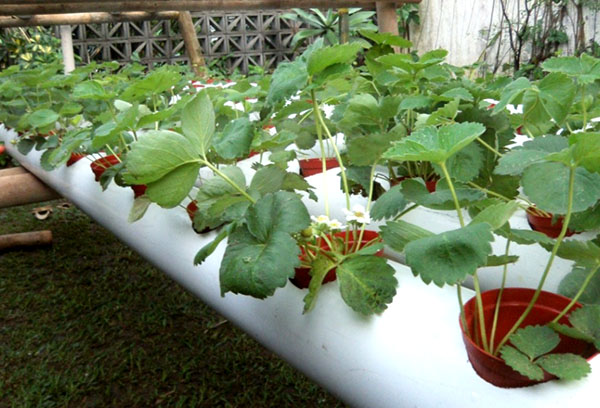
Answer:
xmin=2 ymin=127 xmax=598 ymax=408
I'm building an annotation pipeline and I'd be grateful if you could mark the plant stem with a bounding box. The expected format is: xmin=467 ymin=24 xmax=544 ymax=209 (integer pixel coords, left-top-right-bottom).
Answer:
xmin=476 ymin=137 xmax=503 ymax=158
xmin=490 ymin=239 xmax=511 ymax=354
xmin=472 ymin=274 xmax=489 ymax=352
xmin=495 ymin=166 xmax=576 ymax=353
xmin=105 ymin=145 xmax=120 ymax=161
xmin=310 ymin=90 xmax=330 ymax=217
xmin=551 ymin=264 xmax=600 ymax=324
xmin=457 ymin=286 xmax=470 ymax=339
xmin=311 ymin=89 xmax=351 ymax=210
xmin=439 ymin=161 xmax=465 ymax=226
xmin=203 ymin=161 xmax=256 ymax=204
xmin=393 ymin=203 xmax=419 ymax=221
xmin=581 ymin=85 xmax=588 ymax=132
xmin=357 ymin=162 xmax=378 ymax=248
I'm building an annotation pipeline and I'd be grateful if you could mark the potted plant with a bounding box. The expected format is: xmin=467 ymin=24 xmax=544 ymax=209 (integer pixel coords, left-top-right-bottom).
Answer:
xmin=378 ymin=55 xmax=600 ymax=387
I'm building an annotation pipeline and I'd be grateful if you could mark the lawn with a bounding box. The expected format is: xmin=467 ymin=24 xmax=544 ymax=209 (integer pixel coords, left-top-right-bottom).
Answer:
xmin=0 ymin=198 xmax=344 ymax=407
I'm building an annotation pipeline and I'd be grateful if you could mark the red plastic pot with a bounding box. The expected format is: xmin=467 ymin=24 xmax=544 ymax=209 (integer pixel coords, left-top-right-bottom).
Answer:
xmin=90 ymin=155 xmax=121 ymax=182
xmin=298 ymin=158 xmax=339 ymax=177
xmin=186 ymin=200 xmax=198 ymax=221
xmin=526 ymin=208 xmax=576 ymax=238
xmin=291 ymin=230 xmax=383 ymax=289
xmin=390 ymin=176 xmax=437 ymax=193
xmin=460 ymin=288 xmax=597 ymax=388
xmin=131 ymin=184 xmax=147 ymax=198
xmin=66 ymin=152 xmax=86 ymax=167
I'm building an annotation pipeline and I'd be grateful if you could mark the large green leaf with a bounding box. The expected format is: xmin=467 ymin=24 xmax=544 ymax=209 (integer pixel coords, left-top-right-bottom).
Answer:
xmin=124 ymin=130 xmax=201 ymax=184
xmin=569 ymin=305 xmax=600 ymax=349
xmin=570 ymin=132 xmax=600 ymax=173
xmin=370 ymin=185 xmax=407 ymax=220
xmin=400 ymin=179 xmax=484 ymax=210
xmin=72 ymin=80 xmax=111 ymax=100
xmin=213 ymin=117 xmax=253 ymax=160
xmin=119 ymin=68 xmax=181 ymax=101
xmin=28 ymin=109 xmax=58 ymax=129
xmin=382 ymin=122 xmax=485 ymax=164
xmin=558 ymin=266 xmax=600 ymax=304
xmin=380 ymin=220 xmax=434 ymax=253
xmin=554 ymin=240 xmax=600 ymax=269
xmin=306 ymin=42 xmax=363 ymax=76
xmin=219 ymin=192 xmax=310 ymax=298
xmin=246 ymin=191 xmax=310 ymax=242
xmin=359 ymin=30 xmax=412 ymax=48
xmin=404 ymin=223 xmax=494 ymax=287
xmin=181 ymin=91 xmax=215 ymax=157
xmin=510 ymin=325 xmax=560 ymax=360
xmin=248 ymin=165 xmax=287 ymax=195
xmin=494 ymin=150 xmax=549 ymax=176
xmin=438 ymin=143 xmax=483 ymax=183
xmin=500 ymin=346 xmax=544 ymax=381
xmin=267 ymin=59 xmax=308 ymax=105
xmin=496 ymin=228 xmax=555 ymax=246
xmin=543 ymin=55 xmax=600 ymax=84
xmin=347 ymin=132 xmax=395 ymax=166
xmin=537 ymin=354 xmax=591 ymax=380
xmin=522 ymin=162 xmax=600 ymax=214
xmin=145 ymin=163 xmax=201 ymax=208
xmin=337 ymin=255 xmax=397 ymax=315
xmin=469 ymin=201 xmax=519 ymax=230
xmin=492 ymin=77 xmax=531 ymax=114
xmin=303 ymin=254 xmax=336 ymax=314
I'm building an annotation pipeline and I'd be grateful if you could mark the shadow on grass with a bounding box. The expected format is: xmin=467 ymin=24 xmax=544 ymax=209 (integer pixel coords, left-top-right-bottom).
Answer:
xmin=0 ymin=201 xmax=345 ymax=407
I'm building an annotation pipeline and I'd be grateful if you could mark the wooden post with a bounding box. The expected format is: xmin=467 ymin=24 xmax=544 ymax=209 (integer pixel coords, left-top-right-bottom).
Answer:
xmin=376 ymin=2 xmax=400 ymax=36
xmin=177 ymin=10 xmax=205 ymax=77
xmin=0 ymin=167 xmax=27 ymax=177
xmin=0 ymin=172 xmax=61 ymax=208
xmin=338 ymin=8 xmax=349 ymax=44
xmin=0 ymin=230 xmax=53 ymax=250
xmin=59 ymin=24 xmax=75 ymax=73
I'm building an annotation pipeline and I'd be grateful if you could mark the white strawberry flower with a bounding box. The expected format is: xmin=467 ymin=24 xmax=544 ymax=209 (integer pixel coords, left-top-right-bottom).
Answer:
xmin=343 ymin=205 xmax=371 ymax=225
xmin=310 ymin=215 xmax=344 ymax=231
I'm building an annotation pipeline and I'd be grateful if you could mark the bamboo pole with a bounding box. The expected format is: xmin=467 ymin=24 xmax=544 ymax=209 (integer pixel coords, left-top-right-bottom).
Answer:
xmin=0 ymin=11 xmax=180 ymax=27
xmin=0 ymin=230 xmax=53 ymax=250
xmin=177 ymin=10 xmax=206 ymax=77
xmin=59 ymin=24 xmax=75 ymax=73
xmin=0 ymin=1 xmax=420 ymax=16
xmin=0 ymin=172 xmax=61 ymax=208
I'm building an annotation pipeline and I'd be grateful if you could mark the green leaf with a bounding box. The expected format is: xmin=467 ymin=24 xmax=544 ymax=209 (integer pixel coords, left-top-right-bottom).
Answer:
xmin=303 ymin=254 xmax=336 ymax=314
xmin=249 ymin=165 xmax=287 ymax=195
xmin=213 ymin=117 xmax=253 ymax=160
xmin=182 ymin=91 xmax=215 ymax=157
xmin=486 ymin=255 xmax=519 ymax=267
xmin=194 ymin=227 xmax=230 ymax=266
xmin=347 ymin=132 xmax=395 ymax=166
xmin=337 ymin=255 xmax=397 ymax=315
xmin=359 ymin=30 xmax=412 ymax=47
xmin=59 ymin=102 xmax=83 ymax=116
xmin=267 ymin=59 xmax=308 ymax=105
xmin=145 ymin=163 xmax=201 ymax=208
xmin=382 ymin=122 xmax=486 ymax=164
xmin=570 ymin=132 xmax=600 ymax=173
xmin=500 ymin=346 xmax=545 ymax=381
xmin=28 ymin=109 xmax=58 ymax=129
xmin=219 ymin=192 xmax=310 ymax=298
xmin=371 ymin=185 xmax=407 ymax=220
xmin=119 ymin=68 xmax=181 ymax=101
xmin=497 ymin=228 xmax=556 ymax=246
xmin=404 ymin=223 xmax=494 ymax=287
xmin=554 ymin=240 xmax=600 ymax=269
xmin=307 ymin=43 xmax=363 ymax=76
xmin=559 ymin=266 xmax=600 ymax=305
xmin=246 ymin=191 xmax=310 ymax=242
xmin=435 ymin=143 xmax=483 ymax=183
xmin=72 ymin=80 xmax=110 ymax=100
xmin=128 ymin=196 xmax=151 ymax=223
xmin=401 ymin=179 xmax=484 ymax=210
xmin=380 ymin=220 xmax=434 ymax=253
xmin=569 ymin=305 xmax=600 ymax=349
xmin=440 ymin=87 xmax=473 ymax=102
xmin=399 ymin=95 xmax=433 ymax=110
xmin=510 ymin=325 xmax=560 ymax=360
xmin=522 ymin=162 xmax=600 ymax=214
xmin=537 ymin=354 xmax=591 ymax=380
xmin=492 ymin=77 xmax=531 ymax=114
xmin=495 ymin=150 xmax=549 ymax=176
xmin=469 ymin=201 xmax=519 ymax=230
xmin=543 ymin=55 xmax=600 ymax=84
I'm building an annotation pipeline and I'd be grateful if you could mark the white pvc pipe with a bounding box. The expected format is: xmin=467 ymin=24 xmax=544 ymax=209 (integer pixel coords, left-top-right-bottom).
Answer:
xmin=1 ymin=126 xmax=598 ymax=408
xmin=59 ymin=25 xmax=75 ymax=74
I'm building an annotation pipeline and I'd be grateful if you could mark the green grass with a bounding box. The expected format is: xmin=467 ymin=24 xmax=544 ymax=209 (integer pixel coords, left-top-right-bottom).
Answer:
xmin=0 ymin=200 xmax=344 ymax=408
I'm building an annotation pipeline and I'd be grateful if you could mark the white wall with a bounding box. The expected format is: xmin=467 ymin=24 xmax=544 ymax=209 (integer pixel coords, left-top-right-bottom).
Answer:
xmin=411 ymin=0 xmax=600 ymax=69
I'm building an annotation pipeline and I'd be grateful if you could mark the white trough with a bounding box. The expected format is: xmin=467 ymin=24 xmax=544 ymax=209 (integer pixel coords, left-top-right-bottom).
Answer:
xmin=1 ymin=126 xmax=598 ymax=408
